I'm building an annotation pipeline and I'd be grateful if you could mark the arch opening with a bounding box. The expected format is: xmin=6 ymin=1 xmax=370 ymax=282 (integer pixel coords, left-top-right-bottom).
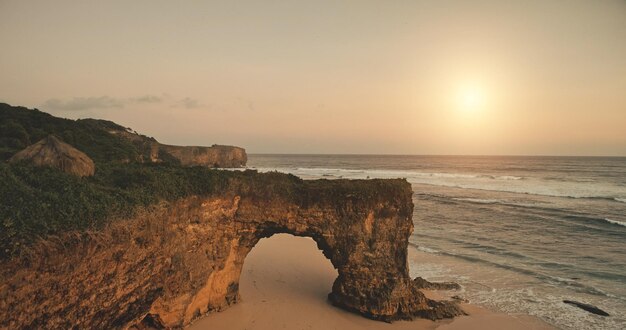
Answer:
xmin=240 ymin=233 xmax=338 ymax=306
xmin=188 ymin=233 xmax=340 ymax=329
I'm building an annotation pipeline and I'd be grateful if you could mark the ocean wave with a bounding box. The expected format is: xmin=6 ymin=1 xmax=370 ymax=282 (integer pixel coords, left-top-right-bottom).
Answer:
xmin=416 ymin=172 xmax=478 ymax=179
xmin=480 ymin=175 xmax=523 ymax=180
xmin=604 ymin=218 xmax=626 ymax=227
xmin=446 ymin=196 xmax=547 ymax=210
xmin=271 ymin=167 xmax=490 ymax=179
xmin=475 ymin=288 xmax=624 ymax=330
xmin=296 ymin=167 xmax=365 ymax=173
xmin=260 ymin=166 xmax=525 ymax=182
xmin=410 ymin=246 xmax=616 ymax=298
xmin=452 ymin=198 xmax=501 ymax=204
xmin=431 ymin=183 xmax=626 ymax=201
xmin=563 ymin=215 xmax=626 ymax=229
xmin=418 ymin=182 xmax=626 ymax=201
xmin=248 ymin=166 xmax=626 ymax=201
xmin=408 ymin=242 xmax=440 ymax=254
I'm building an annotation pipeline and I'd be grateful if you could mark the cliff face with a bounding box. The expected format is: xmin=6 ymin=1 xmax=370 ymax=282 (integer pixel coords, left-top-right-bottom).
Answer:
xmin=153 ymin=144 xmax=247 ymax=168
xmin=0 ymin=176 xmax=461 ymax=329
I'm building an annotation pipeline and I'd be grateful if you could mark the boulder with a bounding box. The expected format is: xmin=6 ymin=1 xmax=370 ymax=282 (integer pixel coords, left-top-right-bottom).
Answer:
xmin=563 ymin=300 xmax=609 ymax=316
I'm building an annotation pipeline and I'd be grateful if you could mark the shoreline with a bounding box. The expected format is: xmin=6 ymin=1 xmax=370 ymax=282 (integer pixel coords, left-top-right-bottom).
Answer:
xmin=188 ymin=234 xmax=555 ymax=330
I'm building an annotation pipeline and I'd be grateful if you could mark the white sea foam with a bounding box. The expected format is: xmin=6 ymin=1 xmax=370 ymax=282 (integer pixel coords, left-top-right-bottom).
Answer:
xmin=417 ymin=246 xmax=440 ymax=254
xmin=481 ymin=175 xmax=523 ymax=180
xmin=296 ymin=167 xmax=365 ymax=173
xmin=248 ymin=166 xmax=626 ymax=201
xmin=604 ymin=218 xmax=626 ymax=227
xmin=453 ymin=198 xmax=501 ymax=204
xmin=498 ymin=175 xmax=523 ymax=180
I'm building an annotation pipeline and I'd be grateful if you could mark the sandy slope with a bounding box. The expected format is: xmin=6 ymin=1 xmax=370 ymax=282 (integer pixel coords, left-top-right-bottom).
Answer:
xmin=188 ymin=234 xmax=554 ymax=330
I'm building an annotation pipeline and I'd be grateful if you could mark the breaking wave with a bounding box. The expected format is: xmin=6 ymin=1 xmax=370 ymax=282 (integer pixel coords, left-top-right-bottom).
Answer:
xmin=452 ymin=198 xmax=501 ymax=204
xmin=604 ymin=218 xmax=626 ymax=227
xmin=251 ymin=166 xmax=626 ymax=202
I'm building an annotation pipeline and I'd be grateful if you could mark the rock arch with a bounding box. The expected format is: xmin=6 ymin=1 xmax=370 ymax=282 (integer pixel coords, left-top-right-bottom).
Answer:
xmin=0 ymin=176 xmax=462 ymax=329
xmin=141 ymin=179 xmax=462 ymax=328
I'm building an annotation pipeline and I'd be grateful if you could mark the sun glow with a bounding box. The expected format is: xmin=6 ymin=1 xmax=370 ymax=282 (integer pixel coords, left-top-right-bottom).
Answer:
xmin=456 ymin=84 xmax=486 ymax=112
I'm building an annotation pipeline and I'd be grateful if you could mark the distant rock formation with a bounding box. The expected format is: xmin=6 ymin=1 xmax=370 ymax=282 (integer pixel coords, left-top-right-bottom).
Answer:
xmin=101 ymin=121 xmax=247 ymax=167
xmin=153 ymin=144 xmax=247 ymax=168
xmin=0 ymin=176 xmax=462 ymax=329
xmin=0 ymin=103 xmax=247 ymax=168
xmin=9 ymin=135 xmax=95 ymax=177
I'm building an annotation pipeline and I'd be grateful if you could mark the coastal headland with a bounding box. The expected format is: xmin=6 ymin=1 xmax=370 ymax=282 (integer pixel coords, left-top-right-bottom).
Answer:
xmin=0 ymin=104 xmax=551 ymax=329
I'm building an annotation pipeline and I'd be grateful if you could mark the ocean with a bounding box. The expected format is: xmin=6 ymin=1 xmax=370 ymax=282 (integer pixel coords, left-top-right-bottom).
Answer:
xmin=245 ymin=154 xmax=626 ymax=330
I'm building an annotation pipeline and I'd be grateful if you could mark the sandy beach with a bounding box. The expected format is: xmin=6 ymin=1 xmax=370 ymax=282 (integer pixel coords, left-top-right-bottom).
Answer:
xmin=189 ymin=234 xmax=555 ymax=330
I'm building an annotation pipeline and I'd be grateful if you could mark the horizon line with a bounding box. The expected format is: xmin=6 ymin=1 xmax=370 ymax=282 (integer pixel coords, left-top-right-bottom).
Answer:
xmin=246 ymin=153 xmax=626 ymax=158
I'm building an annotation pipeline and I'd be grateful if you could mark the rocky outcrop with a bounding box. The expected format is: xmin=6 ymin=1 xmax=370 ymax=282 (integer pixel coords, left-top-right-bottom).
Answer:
xmin=0 ymin=175 xmax=461 ymax=329
xmin=8 ymin=135 xmax=95 ymax=177
xmin=103 ymin=123 xmax=247 ymax=167
xmin=563 ymin=300 xmax=610 ymax=316
xmin=153 ymin=144 xmax=247 ymax=168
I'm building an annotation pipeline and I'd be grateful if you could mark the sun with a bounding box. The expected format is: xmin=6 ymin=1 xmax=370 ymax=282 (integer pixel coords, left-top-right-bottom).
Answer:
xmin=456 ymin=84 xmax=485 ymax=112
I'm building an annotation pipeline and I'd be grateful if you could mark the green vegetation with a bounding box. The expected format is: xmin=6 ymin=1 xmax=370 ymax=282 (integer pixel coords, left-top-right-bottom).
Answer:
xmin=1 ymin=161 xmax=237 ymax=259
xmin=0 ymin=103 xmax=251 ymax=258
xmin=0 ymin=103 xmax=146 ymax=163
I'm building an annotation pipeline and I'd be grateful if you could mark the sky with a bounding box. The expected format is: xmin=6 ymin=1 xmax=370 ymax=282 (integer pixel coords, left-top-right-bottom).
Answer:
xmin=1 ymin=0 xmax=625 ymax=156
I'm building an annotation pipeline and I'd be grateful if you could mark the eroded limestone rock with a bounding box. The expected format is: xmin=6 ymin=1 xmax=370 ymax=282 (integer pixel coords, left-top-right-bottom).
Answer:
xmin=0 ymin=176 xmax=461 ymax=329
xmin=156 ymin=144 xmax=247 ymax=168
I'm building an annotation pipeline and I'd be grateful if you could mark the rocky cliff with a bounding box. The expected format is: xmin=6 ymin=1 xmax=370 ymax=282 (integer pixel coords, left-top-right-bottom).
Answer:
xmin=87 ymin=118 xmax=247 ymax=168
xmin=156 ymin=144 xmax=247 ymax=168
xmin=0 ymin=174 xmax=461 ymax=329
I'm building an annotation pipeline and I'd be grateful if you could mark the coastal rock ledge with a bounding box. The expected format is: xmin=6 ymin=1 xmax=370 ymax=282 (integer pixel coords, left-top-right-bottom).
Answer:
xmin=0 ymin=175 xmax=462 ymax=329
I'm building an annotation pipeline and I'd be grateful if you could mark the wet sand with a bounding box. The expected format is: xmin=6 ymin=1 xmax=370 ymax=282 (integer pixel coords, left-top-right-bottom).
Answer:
xmin=189 ymin=234 xmax=555 ymax=330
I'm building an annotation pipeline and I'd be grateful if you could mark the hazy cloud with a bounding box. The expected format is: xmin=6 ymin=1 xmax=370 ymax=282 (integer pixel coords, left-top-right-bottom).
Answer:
xmin=235 ymin=97 xmax=255 ymax=111
xmin=42 ymin=94 xmax=165 ymax=111
xmin=172 ymin=97 xmax=205 ymax=109
xmin=132 ymin=95 xmax=163 ymax=103
xmin=42 ymin=96 xmax=124 ymax=111
xmin=42 ymin=94 xmax=208 ymax=112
